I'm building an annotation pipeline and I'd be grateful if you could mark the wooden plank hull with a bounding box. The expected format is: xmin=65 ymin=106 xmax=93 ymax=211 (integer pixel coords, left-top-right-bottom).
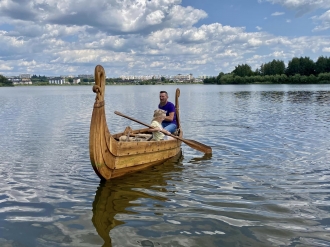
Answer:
xmin=89 ymin=65 xmax=182 ymax=180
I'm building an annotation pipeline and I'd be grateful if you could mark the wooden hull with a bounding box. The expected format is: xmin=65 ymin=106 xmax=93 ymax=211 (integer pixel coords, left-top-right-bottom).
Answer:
xmin=89 ymin=65 xmax=182 ymax=180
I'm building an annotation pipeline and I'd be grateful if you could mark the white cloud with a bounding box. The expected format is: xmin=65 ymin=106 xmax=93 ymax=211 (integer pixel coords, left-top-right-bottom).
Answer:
xmin=272 ymin=12 xmax=285 ymax=16
xmin=312 ymin=10 xmax=330 ymax=31
xmin=263 ymin=0 xmax=329 ymax=32
xmin=187 ymin=59 xmax=207 ymax=65
xmin=150 ymin=61 xmax=164 ymax=67
xmin=261 ymin=0 xmax=330 ymax=16
xmin=146 ymin=10 xmax=165 ymax=25
xmin=0 ymin=63 xmax=12 ymax=70
xmin=248 ymin=38 xmax=263 ymax=46
xmin=0 ymin=0 xmax=206 ymax=33
xmin=0 ymin=0 xmax=329 ymax=76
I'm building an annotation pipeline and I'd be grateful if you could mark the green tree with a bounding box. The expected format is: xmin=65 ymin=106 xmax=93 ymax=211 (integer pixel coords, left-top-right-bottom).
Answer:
xmin=286 ymin=57 xmax=300 ymax=76
xmin=233 ymin=75 xmax=243 ymax=84
xmin=216 ymin=72 xmax=224 ymax=82
xmin=252 ymin=75 xmax=263 ymax=83
xmin=289 ymin=74 xmax=301 ymax=84
xmin=272 ymin=74 xmax=281 ymax=83
xmin=286 ymin=57 xmax=315 ymax=76
xmin=203 ymin=77 xmax=217 ymax=84
xmin=315 ymin=56 xmax=330 ymax=74
xmin=299 ymin=57 xmax=315 ymax=76
xmin=307 ymin=74 xmax=317 ymax=84
xmin=260 ymin=64 xmax=265 ymax=75
xmin=264 ymin=75 xmax=271 ymax=83
xmin=318 ymin=72 xmax=330 ymax=83
xmin=279 ymin=74 xmax=288 ymax=83
xmin=0 ymin=75 xmax=12 ymax=86
xmin=220 ymin=74 xmax=235 ymax=84
xmin=263 ymin=59 xmax=285 ymax=75
xmin=232 ymin=64 xmax=253 ymax=77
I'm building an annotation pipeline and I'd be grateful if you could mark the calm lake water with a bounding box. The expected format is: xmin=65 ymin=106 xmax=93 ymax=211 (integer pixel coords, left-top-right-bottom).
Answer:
xmin=0 ymin=84 xmax=330 ymax=247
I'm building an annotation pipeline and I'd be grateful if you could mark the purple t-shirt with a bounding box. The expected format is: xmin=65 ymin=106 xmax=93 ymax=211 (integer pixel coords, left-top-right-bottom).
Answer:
xmin=159 ymin=101 xmax=177 ymax=126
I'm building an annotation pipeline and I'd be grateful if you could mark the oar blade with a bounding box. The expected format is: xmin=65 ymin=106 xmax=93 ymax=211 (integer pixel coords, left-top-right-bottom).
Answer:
xmin=184 ymin=139 xmax=212 ymax=154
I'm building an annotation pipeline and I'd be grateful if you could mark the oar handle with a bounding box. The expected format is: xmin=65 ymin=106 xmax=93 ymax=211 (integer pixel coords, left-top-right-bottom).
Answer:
xmin=115 ymin=111 xmax=151 ymax=128
xmin=114 ymin=111 xmax=173 ymax=136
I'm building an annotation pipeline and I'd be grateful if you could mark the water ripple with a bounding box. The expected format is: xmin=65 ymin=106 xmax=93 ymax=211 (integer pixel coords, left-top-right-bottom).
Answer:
xmin=0 ymin=85 xmax=330 ymax=246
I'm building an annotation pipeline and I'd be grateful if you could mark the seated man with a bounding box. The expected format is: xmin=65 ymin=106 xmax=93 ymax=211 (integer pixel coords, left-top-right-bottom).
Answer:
xmin=158 ymin=91 xmax=177 ymax=134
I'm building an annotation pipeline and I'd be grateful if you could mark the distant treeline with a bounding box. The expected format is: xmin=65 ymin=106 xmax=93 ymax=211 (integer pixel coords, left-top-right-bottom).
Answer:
xmin=30 ymin=75 xmax=49 ymax=85
xmin=0 ymin=75 xmax=12 ymax=87
xmin=204 ymin=56 xmax=330 ymax=84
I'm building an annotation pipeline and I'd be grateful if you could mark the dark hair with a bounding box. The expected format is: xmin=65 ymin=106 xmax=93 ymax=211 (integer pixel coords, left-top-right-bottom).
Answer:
xmin=160 ymin=91 xmax=168 ymax=95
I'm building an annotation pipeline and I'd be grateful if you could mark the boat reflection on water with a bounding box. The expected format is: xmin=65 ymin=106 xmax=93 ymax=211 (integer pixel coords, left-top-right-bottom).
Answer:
xmin=188 ymin=153 xmax=212 ymax=163
xmin=92 ymin=151 xmax=184 ymax=246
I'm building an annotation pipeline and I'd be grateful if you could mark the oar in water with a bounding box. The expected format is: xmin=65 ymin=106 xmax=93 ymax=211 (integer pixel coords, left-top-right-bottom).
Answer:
xmin=114 ymin=111 xmax=212 ymax=154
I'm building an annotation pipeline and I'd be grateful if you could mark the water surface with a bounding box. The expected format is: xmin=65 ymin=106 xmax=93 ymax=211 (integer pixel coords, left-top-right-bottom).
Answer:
xmin=0 ymin=84 xmax=330 ymax=246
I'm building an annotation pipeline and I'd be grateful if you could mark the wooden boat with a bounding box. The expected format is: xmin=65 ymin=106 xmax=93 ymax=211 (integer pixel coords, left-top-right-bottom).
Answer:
xmin=89 ymin=65 xmax=183 ymax=180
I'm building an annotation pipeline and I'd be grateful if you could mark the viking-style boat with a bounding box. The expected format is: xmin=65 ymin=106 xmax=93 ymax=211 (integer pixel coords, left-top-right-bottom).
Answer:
xmin=89 ymin=65 xmax=183 ymax=180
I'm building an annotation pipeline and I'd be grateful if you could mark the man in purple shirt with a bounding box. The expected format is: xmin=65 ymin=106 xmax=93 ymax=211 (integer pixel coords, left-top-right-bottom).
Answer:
xmin=158 ymin=91 xmax=177 ymax=134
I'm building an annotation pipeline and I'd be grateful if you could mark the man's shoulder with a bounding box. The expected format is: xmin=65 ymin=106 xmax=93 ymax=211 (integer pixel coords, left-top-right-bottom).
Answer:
xmin=159 ymin=102 xmax=175 ymax=113
xmin=165 ymin=101 xmax=175 ymax=109
xmin=163 ymin=101 xmax=174 ymax=108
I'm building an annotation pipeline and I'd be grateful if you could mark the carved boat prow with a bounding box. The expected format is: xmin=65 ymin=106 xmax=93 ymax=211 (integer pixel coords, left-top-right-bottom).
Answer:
xmin=89 ymin=65 xmax=182 ymax=180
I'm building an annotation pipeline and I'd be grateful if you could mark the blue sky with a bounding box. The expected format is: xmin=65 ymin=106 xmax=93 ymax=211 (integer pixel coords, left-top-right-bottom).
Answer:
xmin=182 ymin=0 xmax=325 ymax=36
xmin=0 ymin=0 xmax=329 ymax=77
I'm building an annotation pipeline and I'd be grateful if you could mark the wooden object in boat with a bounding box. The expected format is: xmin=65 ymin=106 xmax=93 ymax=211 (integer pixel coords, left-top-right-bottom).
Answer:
xmin=89 ymin=65 xmax=183 ymax=180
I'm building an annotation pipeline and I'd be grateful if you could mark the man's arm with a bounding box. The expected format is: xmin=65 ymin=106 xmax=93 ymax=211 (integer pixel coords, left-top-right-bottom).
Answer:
xmin=164 ymin=111 xmax=174 ymax=122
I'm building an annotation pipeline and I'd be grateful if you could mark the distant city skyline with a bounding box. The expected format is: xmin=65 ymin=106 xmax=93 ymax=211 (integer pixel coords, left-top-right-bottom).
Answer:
xmin=5 ymin=73 xmax=210 ymax=79
xmin=0 ymin=0 xmax=329 ymax=77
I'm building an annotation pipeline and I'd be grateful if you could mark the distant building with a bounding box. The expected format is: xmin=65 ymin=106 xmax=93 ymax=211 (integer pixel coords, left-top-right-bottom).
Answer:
xmin=6 ymin=76 xmax=16 ymax=79
xmin=78 ymin=74 xmax=93 ymax=79
xmin=194 ymin=78 xmax=203 ymax=83
xmin=73 ymin=78 xmax=81 ymax=84
xmin=120 ymin=75 xmax=162 ymax=80
xmin=172 ymin=74 xmax=194 ymax=82
xmin=11 ymin=78 xmax=32 ymax=85
xmin=198 ymin=75 xmax=213 ymax=79
xmin=61 ymin=75 xmax=75 ymax=78
xmin=20 ymin=74 xmax=31 ymax=79
xmin=49 ymin=77 xmax=65 ymax=84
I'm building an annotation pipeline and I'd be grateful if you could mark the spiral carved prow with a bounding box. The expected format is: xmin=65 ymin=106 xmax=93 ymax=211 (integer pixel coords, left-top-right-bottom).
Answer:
xmin=93 ymin=65 xmax=106 ymax=104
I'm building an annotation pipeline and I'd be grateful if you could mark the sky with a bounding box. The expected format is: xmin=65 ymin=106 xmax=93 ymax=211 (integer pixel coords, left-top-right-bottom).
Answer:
xmin=0 ymin=0 xmax=329 ymax=78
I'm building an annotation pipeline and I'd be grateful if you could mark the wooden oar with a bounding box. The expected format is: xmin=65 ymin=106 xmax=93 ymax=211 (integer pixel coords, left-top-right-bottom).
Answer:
xmin=114 ymin=111 xmax=212 ymax=154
